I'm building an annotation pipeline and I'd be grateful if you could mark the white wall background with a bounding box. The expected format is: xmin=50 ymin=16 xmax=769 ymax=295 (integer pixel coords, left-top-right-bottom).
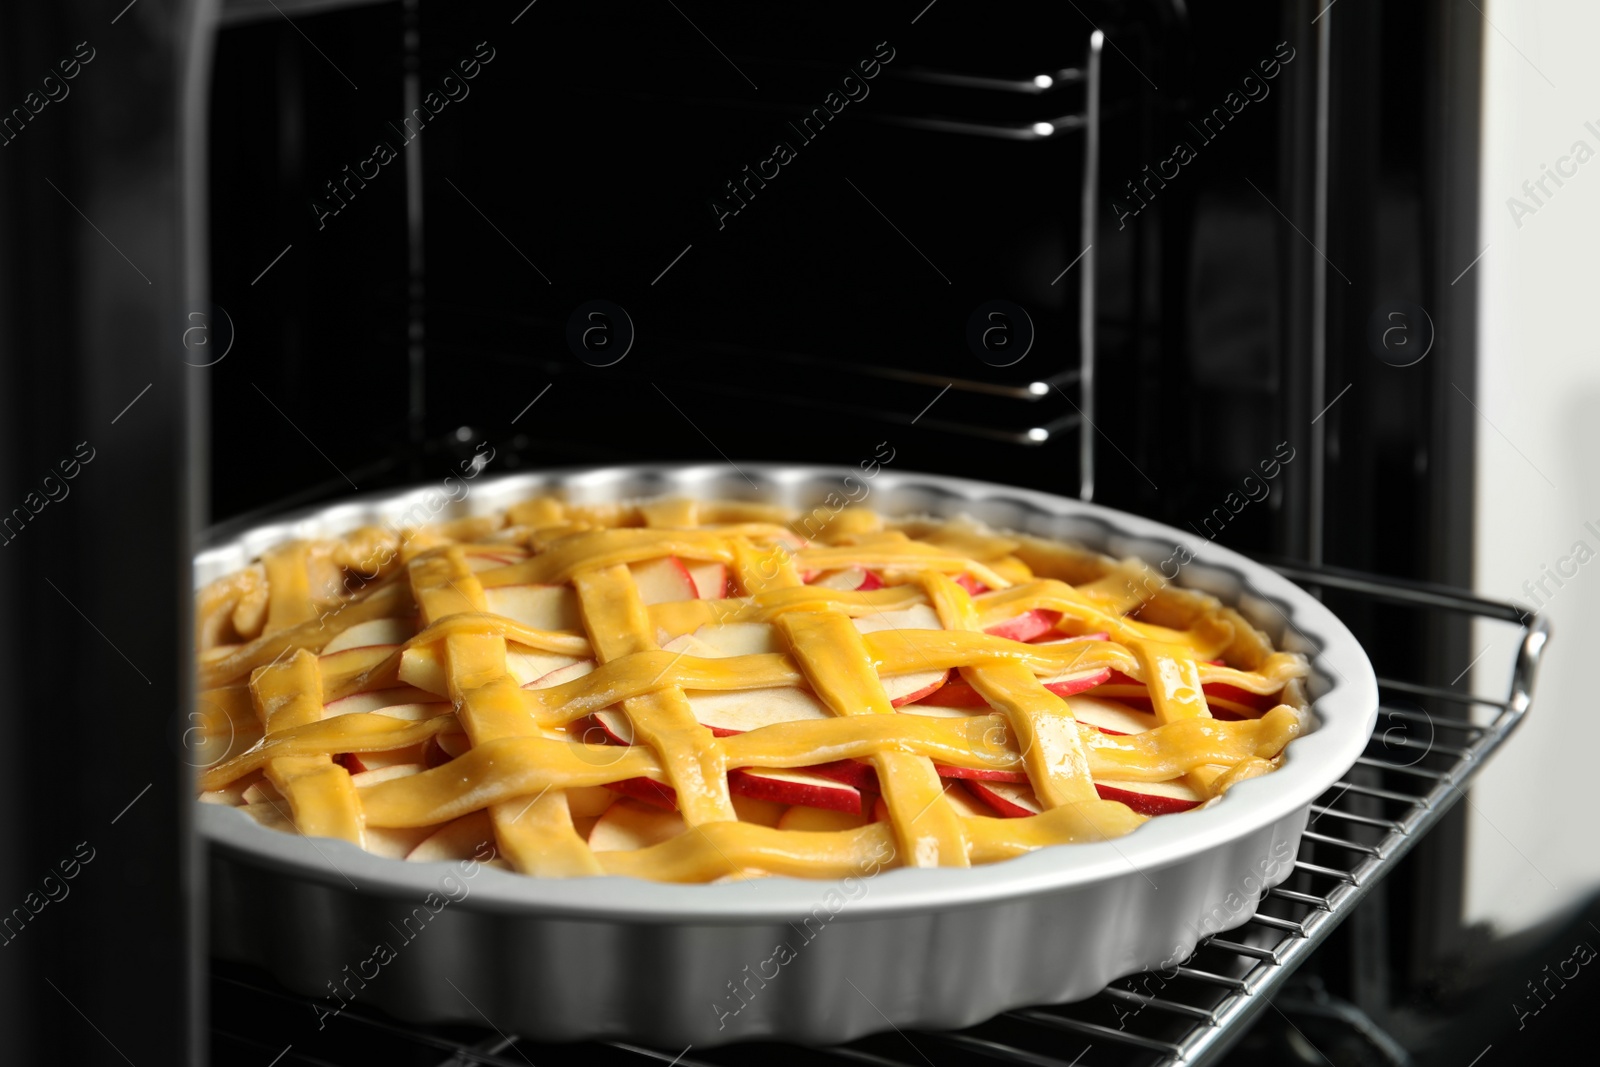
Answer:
xmin=1466 ymin=0 xmax=1600 ymax=935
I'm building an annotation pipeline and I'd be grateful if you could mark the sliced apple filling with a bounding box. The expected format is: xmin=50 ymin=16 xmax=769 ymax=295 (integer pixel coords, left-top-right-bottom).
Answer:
xmin=194 ymin=497 xmax=1307 ymax=883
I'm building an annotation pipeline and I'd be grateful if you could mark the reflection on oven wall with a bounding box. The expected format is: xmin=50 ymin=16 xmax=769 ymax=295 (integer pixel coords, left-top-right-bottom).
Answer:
xmin=1468 ymin=0 xmax=1600 ymax=939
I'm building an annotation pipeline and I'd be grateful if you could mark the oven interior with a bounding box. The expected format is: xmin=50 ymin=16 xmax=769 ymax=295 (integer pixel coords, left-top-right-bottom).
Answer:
xmin=1 ymin=0 xmax=1570 ymax=1064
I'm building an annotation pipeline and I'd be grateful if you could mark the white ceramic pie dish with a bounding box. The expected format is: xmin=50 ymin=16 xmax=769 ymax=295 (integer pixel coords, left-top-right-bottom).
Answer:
xmin=198 ymin=463 xmax=1378 ymax=1047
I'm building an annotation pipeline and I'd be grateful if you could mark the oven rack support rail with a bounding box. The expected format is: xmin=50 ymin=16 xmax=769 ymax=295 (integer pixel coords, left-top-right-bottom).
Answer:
xmin=210 ymin=561 xmax=1547 ymax=1067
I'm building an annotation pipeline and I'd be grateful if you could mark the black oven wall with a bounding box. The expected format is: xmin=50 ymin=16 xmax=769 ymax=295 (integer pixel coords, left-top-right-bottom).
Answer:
xmin=0 ymin=1 xmax=201 ymax=1064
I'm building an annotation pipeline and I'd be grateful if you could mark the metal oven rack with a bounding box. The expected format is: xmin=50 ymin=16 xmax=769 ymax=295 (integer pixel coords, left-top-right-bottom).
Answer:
xmin=209 ymin=562 xmax=1547 ymax=1067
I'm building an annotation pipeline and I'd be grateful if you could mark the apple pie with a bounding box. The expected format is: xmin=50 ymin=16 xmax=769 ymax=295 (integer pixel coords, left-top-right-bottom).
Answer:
xmin=193 ymin=495 xmax=1309 ymax=883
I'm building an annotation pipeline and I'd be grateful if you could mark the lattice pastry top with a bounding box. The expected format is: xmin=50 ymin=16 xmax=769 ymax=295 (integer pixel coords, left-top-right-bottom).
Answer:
xmin=194 ymin=495 xmax=1309 ymax=883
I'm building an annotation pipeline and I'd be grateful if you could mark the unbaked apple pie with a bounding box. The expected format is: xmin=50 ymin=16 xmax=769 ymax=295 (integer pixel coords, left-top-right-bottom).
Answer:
xmin=194 ymin=495 xmax=1309 ymax=883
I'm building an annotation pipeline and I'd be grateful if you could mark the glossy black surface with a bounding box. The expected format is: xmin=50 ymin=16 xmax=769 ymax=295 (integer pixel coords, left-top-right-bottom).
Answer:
xmin=0 ymin=1 xmax=200 ymax=1064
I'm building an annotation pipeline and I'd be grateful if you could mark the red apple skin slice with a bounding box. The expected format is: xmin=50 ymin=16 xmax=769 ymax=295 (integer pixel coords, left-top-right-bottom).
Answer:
xmin=956 ymin=782 xmax=1003 ymax=818
xmin=855 ymin=606 xmax=948 ymax=706
xmin=982 ymin=609 xmax=1062 ymax=643
xmin=322 ymin=617 xmax=413 ymax=654
xmin=933 ymin=763 xmax=1029 ymax=784
xmin=1203 ymin=682 xmax=1278 ymax=714
xmin=1088 ymin=671 xmax=1269 ymax=720
xmin=505 ymin=647 xmax=583 ymax=687
xmin=686 ymin=561 xmax=730 ymax=599
xmin=524 ymin=659 xmax=597 ymax=690
xmin=1036 ymin=630 xmax=1112 ymax=649
xmin=324 ymin=686 xmax=441 ymax=718
xmin=808 ymin=568 xmax=858 ymax=591
xmin=1063 ymin=696 xmax=1156 ymax=736
xmin=1030 ymin=626 xmax=1101 ymax=645
xmin=883 ymin=673 xmax=948 ymax=707
xmin=629 ymin=557 xmax=698 ymax=605
xmin=482 ymin=583 xmax=582 ymax=631
xmin=804 ymin=759 xmax=879 ymax=791
xmin=964 ymin=780 xmax=1041 ymax=817
xmin=954 ymin=574 xmax=990 ymax=596
xmin=967 ymin=777 xmax=1203 ymax=818
xmin=591 ymin=710 xmax=634 ymax=745
xmin=604 ymin=777 xmax=679 ymax=810
xmin=590 ymin=711 xmax=866 ymax=814
xmin=1037 ymin=666 xmax=1117 ymax=700
xmin=941 ymin=781 xmax=997 ymax=819
xmin=1094 ymin=779 xmax=1203 ymax=816
xmin=339 ymin=744 xmax=430 ymax=775
xmin=727 ymin=768 xmax=862 ymax=814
